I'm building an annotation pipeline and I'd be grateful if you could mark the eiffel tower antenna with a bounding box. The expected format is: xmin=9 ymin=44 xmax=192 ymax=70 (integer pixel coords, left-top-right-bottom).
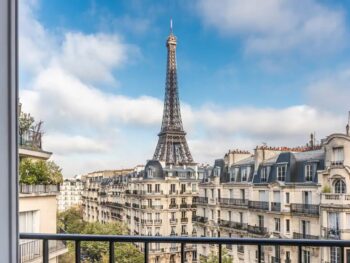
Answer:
xmin=153 ymin=22 xmax=194 ymax=165
xmin=170 ymin=18 xmax=173 ymax=33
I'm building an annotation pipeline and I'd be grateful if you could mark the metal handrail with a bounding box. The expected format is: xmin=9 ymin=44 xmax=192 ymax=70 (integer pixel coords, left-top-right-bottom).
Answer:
xmin=20 ymin=233 xmax=350 ymax=263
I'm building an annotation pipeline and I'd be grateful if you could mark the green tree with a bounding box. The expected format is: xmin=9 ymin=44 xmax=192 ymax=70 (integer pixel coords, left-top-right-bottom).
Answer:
xmin=200 ymin=248 xmax=233 ymax=263
xmin=19 ymin=158 xmax=63 ymax=185
xmin=58 ymin=208 xmax=143 ymax=263
xmin=19 ymin=109 xmax=35 ymax=136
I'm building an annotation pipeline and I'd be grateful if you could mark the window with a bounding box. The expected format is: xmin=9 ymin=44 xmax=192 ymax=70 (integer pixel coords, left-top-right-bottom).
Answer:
xmin=155 ymin=227 xmax=160 ymax=236
xmin=192 ymin=184 xmax=196 ymax=192
xmin=217 ymin=210 xmax=220 ymax=220
xmin=230 ymin=168 xmax=236 ymax=182
xmin=181 ymin=211 xmax=186 ymax=218
xmin=147 ymin=184 xmax=152 ymax=193
xmin=241 ymin=166 xmax=250 ymax=181
xmin=229 ymin=189 xmax=234 ymax=199
xmin=261 ymin=166 xmax=267 ymax=182
xmin=258 ymin=215 xmax=264 ymax=228
xmin=239 ymin=212 xmax=243 ymax=224
xmin=19 ymin=211 xmax=39 ymax=233
xmin=286 ymin=192 xmax=290 ymax=204
xmin=305 ymin=164 xmax=313 ymax=181
xmin=211 ymin=189 xmax=214 ymax=198
xmin=274 ymin=218 xmax=280 ymax=232
xmin=240 ymin=189 xmax=245 ymax=200
xmin=228 ymin=211 xmax=232 ymax=221
xmin=286 ymin=219 xmax=290 ymax=233
xmin=155 ymin=184 xmax=160 ymax=193
xmin=277 ymin=164 xmax=287 ymax=181
xmin=181 ymin=184 xmax=186 ymax=193
xmin=332 ymin=147 xmax=344 ymax=165
xmin=170 ymin=184 xmax=176 ymax=193
xmin=331 ymin=247 xmax=340 ymax=263
xmin=334 ymin=179 xmax=346 ymax=194
xmin=148 ymin=167 xmax=154 ymax=178
xmin=211 ymin=209 xmax=214 ymax=220
xmin=303 ymin=250 xmax=310 ymax=263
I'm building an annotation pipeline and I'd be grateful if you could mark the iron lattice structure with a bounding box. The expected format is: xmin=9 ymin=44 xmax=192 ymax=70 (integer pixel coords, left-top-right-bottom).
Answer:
xmin=153 ymin=30 xmax=194 ymax=165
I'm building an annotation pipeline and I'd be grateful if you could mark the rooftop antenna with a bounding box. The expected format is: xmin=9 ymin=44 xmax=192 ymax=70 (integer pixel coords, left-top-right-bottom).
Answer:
xmin=346 ymin=111 xmax=350 ymax=136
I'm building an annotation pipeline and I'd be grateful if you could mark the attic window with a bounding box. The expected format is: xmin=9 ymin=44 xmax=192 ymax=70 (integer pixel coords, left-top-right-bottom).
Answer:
xmin=305 ymin=164 xmax=314 ymax=181
xmin=148 ymin=167 xmax=154 ymax=178
xmin=261 ymin=166 xmax=270 ymax=182
xmin=277 ymin=164 xmax=287 ymax=181
xmin=241 ymin=166 xmax=250 ymax=181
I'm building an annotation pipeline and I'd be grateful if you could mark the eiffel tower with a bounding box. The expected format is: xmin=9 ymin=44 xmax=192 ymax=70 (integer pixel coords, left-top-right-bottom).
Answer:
xmin=153 ymin=21 xmax=194 ymax=165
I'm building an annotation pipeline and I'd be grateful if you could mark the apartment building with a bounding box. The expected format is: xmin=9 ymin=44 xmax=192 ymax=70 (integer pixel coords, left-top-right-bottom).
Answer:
xmin=19 ymin=129 xmax=67 ymax=262
xmin=194 ymin=132 xmax=350 ymax=263
xmin=82 ymin=161 xmax=208 ymax=263
xmin=58 ymin=175 xmax=84 ymax=211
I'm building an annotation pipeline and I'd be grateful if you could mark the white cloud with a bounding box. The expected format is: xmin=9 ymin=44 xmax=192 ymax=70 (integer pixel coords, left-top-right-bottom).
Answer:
xmin=44 ymin=133 xmax=109 ymax=155
xmin=306 ymin=69 xmax=350 ymax=113
xmin=58 ymin=33 xmax=139 ymax=84
xmin=196 ymin=0 xmax=346 ymax=54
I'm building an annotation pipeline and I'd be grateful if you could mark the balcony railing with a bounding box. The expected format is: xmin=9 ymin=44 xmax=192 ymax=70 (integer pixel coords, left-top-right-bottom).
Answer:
xmin=248 ymin=201 xmax=269 ymax=211
xmin=218 ymin=197 xmax=248 ymax=207
xmin=293 ymin=232 xmax=319 ymax=239
xmin=19 ymin=184 xmax=60 ymax=194
xmin=141 ymin=205 xmax=163 ymax=210
xmin=321 ymin=194 xmax=350 ymax=205
xmin=193 ymin=197 xmax=208 ymax=204
xmin=271 ymin=202 xmax=281 ymax=212
xmin=218 ymin=220 xmax=247 ymax=231
xmin=192 ymin=216 xmax=208 ymax=224
xmin=19 ymin=239 xmax=66 ymax=263
xmin=247 ymin=225 xmax=267 ymax=235
xmin=19 ymin=130 xmax=42 ymax=149
xmin=169 ymin=204 xmax=178 ymax=209
xmin=323 ymin=227 xmax=341 ymax=239
xmin=21 ymin=233 xmax=350 ymax=263
xmin=290 ymin=203 xmax=319 ymax=215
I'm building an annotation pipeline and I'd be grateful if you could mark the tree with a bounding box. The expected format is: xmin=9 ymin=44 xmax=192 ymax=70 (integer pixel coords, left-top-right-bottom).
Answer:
xmin=19 ymin=158 xmax=63 ymax=185
xmin=19 ymin=109 xmax=35 ymax=136
xmin=200 ymin=248 xmax=233 ymax=263
xmin=58 ymin=208 xmax=143 ymax=263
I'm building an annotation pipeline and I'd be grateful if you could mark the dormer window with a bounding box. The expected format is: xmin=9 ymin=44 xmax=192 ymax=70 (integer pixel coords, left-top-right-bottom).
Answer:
xmin=214 ymin=167 xmax=221 ymax=177
xmin=148 ymin=167 xmax=154 ymax=178
xmin=332 ymin=147 xmax=344 ymax=165
xmin=334 ymin=179 xmax=346 ymax=194
xmin=277 ymin=164 xmax=287 ymax=181
xmin=230 ymin=168 xmax=236 ymax=182
xmin=305 ymin=164 xmax=314 ymax=182
xmin=261 ymin=166 xmax=270 ymax=182
xmin=241 ymin=166 xmax=250 ymax=181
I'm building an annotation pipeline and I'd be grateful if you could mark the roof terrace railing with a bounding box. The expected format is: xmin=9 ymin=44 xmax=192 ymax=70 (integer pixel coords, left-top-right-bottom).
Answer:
xmin=20 ymin=233 xmax=350 ymax=263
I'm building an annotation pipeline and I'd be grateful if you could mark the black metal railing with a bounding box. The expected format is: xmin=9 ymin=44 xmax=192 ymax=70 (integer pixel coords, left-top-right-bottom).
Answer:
xmin=218 ymin=197 xmax=248 ymax=207
xmin=19 ymin=239 xmax=66 ymax=263
xmin=290 ymin=203 xmax=319 ymax=215
xmin=248 ymin=201 xmax=269 ymax=211
xmin=324 ymin=227 xmax=341 ymax=239
xmin=193 ymin=197 xmax=208 ymax=204
xmin=20 ymin=233 xmax=350 ymax=263
xmin=247 ymin=225 xmax=267 ymax=235
xmin=271 ymin=202 xmax=281 ymax=212
xmin=219 ymin=220 xmax=247 ymax=231
xmin=293 ymin=232 xmax=319 ymax=240
xmin=192 ymin=216 xmax=208 ymax=224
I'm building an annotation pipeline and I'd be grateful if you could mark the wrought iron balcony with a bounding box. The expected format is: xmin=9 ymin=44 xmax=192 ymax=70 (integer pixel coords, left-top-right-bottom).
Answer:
xmin=271 ymin=202 xmax=281 ymax=212
xmin=181 ymin=217 xmax=189 ymax=223
xmin=180 ymin=203 xmax=189 ymax=208
xmin=248 ymin=201 xmax=269 ymax=211
xmin=323 ymin=227 xmax=341 ymax=239
xmin=218 ymin=219 xmax=247 ymax=231
xmin=169 ymin=204 xmax=178 ymax=209
xmin=21 ymin=233 xmax=350 ymax=263
xmin=192 ymin=216 xmax=208 ymax=224
xmin=290 ymin=203 xmax=319 ymax=215
xmin=247 ymin=225 xmax=267 ymax=235
xmin=293 ymin=232 xmax=319 ymax=239
xmin=141 ymin=205 xmax=163 ymax=210
xmin=132 ymin=203 xmax=140 ymax=209
xmin=218 ymin=197 xmax=248 ymax=207
xmin=193 ymin=197 xmax=208 ymax=204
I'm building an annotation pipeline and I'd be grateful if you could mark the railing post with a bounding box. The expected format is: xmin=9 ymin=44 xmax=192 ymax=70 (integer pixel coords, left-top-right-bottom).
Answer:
xmin=341 ymin=246 xmax=344 ymax=263
xmin=109 ymin=241 xmax=115 ymax=263
xmin=75 ymin=240 xmax=81 ymax=263
xmin=181 ymin=243 xmax=185 ymax=263
xmin=144 ymin=242 xmax=148 ymax=263
xmin=43 ymin=239 xmax=48 ymax=263
xmin=219 ymin=243 xmax=222 ymax=263
xmin=258 ymin=244 xmax=261 ymax=263
xmin=298 ymin=245 xmax=302 ymax=263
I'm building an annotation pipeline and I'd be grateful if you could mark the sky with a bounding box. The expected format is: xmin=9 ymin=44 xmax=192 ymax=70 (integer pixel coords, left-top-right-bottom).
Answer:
xmin=19 ymin=0 xmax=350 ymax=177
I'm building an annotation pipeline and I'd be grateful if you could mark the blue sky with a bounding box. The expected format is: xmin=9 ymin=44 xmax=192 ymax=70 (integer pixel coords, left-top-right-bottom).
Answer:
xmin=19 ymin=0 xmax=350 ymax=176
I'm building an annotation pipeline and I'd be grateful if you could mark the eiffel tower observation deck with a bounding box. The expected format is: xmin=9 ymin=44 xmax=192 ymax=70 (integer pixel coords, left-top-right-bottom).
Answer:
xmin=153 ymin=21 xmax=194 ymax=165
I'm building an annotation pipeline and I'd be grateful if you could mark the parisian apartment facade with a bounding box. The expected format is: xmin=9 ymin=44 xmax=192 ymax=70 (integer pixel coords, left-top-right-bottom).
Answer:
xmin=58 ymin=175 xmax=84 ymax=211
